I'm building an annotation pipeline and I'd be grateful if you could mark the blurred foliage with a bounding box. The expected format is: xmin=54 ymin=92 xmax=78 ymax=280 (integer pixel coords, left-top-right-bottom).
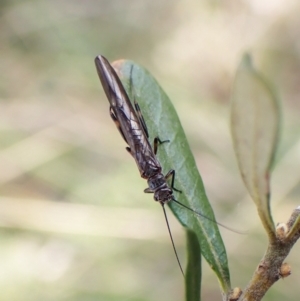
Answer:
xmin=0 ymin=1 xmax=300 ymax=301
xmin=231 ymin=54 xmax=280 ymax=239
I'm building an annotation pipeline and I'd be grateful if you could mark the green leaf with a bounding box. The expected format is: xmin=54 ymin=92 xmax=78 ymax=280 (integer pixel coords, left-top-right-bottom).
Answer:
xmin=185 ymin=230 xmax=201 ymax=301
xmin=231 ymin=54 xmax=280 ymax=239
xmin=113 ymin=59 xmax=231 ymax=294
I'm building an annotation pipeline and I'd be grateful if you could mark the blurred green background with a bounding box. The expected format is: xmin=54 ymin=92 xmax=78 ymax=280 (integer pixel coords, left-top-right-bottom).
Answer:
xmin=1 ymin=1 xmax=300 ymax=300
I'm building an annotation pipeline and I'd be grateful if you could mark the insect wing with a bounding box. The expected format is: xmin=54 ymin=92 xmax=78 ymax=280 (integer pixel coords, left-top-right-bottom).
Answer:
xmin=95 ymin=55 xmax=162 ymax=177
xmin=94 ymin=55 xmax=126 ymax=108
xmin=95 ymin=55 xmax=138 ymax=143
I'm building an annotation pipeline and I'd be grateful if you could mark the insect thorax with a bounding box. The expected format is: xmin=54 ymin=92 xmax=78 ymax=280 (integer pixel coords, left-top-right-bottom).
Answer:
xmin=147 ymin=174 xmax=173 ymax=203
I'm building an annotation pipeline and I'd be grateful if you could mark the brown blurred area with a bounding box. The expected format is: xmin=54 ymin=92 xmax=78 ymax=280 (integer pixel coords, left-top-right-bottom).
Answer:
xmin=1 ymin=1 xmax=300 ymax=300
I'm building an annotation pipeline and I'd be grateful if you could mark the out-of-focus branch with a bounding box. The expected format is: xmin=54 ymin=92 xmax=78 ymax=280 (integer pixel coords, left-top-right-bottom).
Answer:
xmin=238 ymin=206 xmax=300 ymax=301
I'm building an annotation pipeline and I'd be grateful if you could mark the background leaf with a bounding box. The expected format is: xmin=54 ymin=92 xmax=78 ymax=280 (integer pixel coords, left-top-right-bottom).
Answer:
xmin=113 ymin=59 xmax=231 ymax=294
xmin=231 ymin=54 xmax=280 ymax=239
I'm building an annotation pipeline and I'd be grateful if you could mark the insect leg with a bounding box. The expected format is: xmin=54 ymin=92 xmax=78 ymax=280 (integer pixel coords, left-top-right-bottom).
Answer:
xmin=165 ymin=169 xmax=182 ymax=193
xmin=153 ymin=137 xmax=170 ymax=154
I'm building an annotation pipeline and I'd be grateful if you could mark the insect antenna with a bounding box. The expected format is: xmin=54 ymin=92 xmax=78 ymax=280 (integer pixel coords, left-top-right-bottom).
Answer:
xmin=172 ymin=199 xmax=245 ymax=234
xmin=161 ymin=203 xmax=184 ymax=277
